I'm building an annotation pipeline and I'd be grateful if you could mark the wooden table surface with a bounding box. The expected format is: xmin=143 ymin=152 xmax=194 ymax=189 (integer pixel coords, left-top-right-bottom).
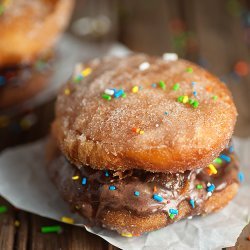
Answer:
xmin=1 ymin=0 xmax=250 ymax=249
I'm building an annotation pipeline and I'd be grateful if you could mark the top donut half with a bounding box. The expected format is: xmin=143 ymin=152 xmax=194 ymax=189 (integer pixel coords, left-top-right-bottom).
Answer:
xmin=52 ymin=54 xmax=237 ymax=173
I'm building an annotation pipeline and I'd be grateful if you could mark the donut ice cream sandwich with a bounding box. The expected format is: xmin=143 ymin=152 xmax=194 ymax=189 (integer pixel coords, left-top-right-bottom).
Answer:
xmin=0 ymin=0 xmax=74 ymax=108
xmin=47 ymin=54 xmax=241 ymax=236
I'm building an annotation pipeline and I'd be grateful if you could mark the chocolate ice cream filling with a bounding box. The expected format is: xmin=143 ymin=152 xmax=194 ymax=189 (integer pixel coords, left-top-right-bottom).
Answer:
xmin=49 ymin=145 xmax=240 ymax=224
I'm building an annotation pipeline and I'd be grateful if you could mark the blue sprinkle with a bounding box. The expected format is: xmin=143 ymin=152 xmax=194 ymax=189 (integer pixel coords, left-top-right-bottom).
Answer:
xmin=134 ymin=191 xmax=140 ymax=196
xmin=82 ymin=177 xmax=87 ymax=185
xmin=229 ymin=146 xmax=234 ymax=153
xmin=191 ymin=82 xmax=196 ymax=86
xmin=0 ymin=76 xmax=6 ymax=86
xmin=193 ymin=91 xmax=197 ymax=97
xmin=151 ymin=83 xmax=157 ymax=88
xmin=206 ymin=184 xmax=215 ymax=192
xmin=169 ymin=208 xmax=178 ymax=215
xmin=220 ymin=154 xmax=231 ymax=163
xmin=109 ymin=185 xmax=116 ymax=190
xmin=153 ymin=194 xmax=163 ymax=202
xmin=189 ymin=199 xmax=195 ymax=209
xmin=104 ymin=171 xmax=109 ymax=177
xmin=139 ymin=86 xmax=143 ymax=90
xmin=238 ymin=172 xmax=244 ymax=182
xmin=114 ymin=89 xmax=124 ymax=98
xmin=164 ymin=112 xmax=169 ymax=115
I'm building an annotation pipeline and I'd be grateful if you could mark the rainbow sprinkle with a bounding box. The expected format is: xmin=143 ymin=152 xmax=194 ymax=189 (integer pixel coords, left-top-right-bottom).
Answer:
xmin=0 ymin=205 xmax=7 ymax=214
xmin=177 ymin=96 xmax=199 ymax=108
xmin=132 ymin=86 xmax=139 ymax=93
xmin=206 ymin=183 xmax=215 ymax=192
xmin=159 ymin=80 xmax=166 ymax=90
xmin=64 ymin=88 xmax=70 ymax=95
xmin=169 ymin=208 xmax=178 ymax=215
xmin=238 ymin=172 xmax=244 ymax=182
xmin=153 ymin=194 xmax=164 ymax=202
xmin=172 ymin=83 xmax=180 ymax=91
xmin=196 ymin=184 xmax=203 ymax=190
xmin=121 ymin=232 xmax=133 ymax=237
xmin=213 ymin=158 xmax=223 ymax=164
xmin=186 ymin=67 xmax=193 ymax=73
xmin=102 ymin=93 xmax=111 ymax=101
xmin=41 ymin=226 xmax=62 ymax=234
xmin=139 ymin=62 xmax=150 ymax=71
xmin=61 ymin=217 xmax=74 ymax=224
xmin=207 ymin=164 xmax=218 ymax=175
xmin=109 ymin=185 xmax=116 ymax=190
xmin=72 ymin=176 xmax=79 ymax=180
xmin=189 ymin=199 xmax=195 ymax=208
xmin=132 ymin=127 xmax=144 ymax=134
xmin=220 ymin=154 xmax=231 ymax=162
xmin=134 ymin=191 xmax=140 ymax=196
xmin=82 ymin=177 xmax=87 ymax=185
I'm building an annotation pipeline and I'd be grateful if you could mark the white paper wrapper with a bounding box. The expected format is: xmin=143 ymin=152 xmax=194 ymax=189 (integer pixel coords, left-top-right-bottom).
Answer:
xmin=0 ymin=137 xmax=249 ymax=250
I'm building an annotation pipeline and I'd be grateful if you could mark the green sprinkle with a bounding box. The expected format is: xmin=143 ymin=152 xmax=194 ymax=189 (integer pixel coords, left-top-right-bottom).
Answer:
xmin=169 ymin=214 xmax=175 ymax=219
xmin=196 ymin=184 xmax=203 ymax=190
xmin=0 ymin=206 xmax=7 ymax=214
xmin=212 ymin=95 xmax=218 ymax=101
xmin=159 ymin=81 xmax=166 ymax=90
xmin=0 ymin=5 xmax=4 ymax=16
xmin=102 ymin=93 xmax=111 ymax=101
xmin=192 ymin=100 xmax=199 ymax=108
xmin=121 ymin=93 xmax=127 ymax=98
xmin=172 ymin=83 xmax=180 ymax=91
xmin=177 ymin=96 xmax=184 ymax=102
xmin=213 ymin=158 xmax=223 ymax=164
xmin=73 ymin=75 xmax=82 ymax=83
xmin=41 ymin=226 xmax=63 ymax=234
xmin=186 ymin=67 xmax=193 ymax=73
xmin=189 ymin=99 xmax=195 ymax=105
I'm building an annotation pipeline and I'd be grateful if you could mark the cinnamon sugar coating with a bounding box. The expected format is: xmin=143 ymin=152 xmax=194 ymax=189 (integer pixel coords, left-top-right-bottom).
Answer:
xmin=52 ymin=54 xmax=237 ymax=172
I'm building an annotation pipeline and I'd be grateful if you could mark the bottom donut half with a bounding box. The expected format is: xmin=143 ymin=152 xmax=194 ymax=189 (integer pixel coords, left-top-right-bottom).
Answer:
xmin=47 ymin=141 xmax=240 ymax=236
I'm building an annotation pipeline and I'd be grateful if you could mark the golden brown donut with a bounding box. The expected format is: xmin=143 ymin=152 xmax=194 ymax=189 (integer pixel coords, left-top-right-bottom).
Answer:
xmin=0 ymin=0 xmax=74 ymax=67
xmin=47 ymin=139 xmax=240 ymax=236
xmin=52 ymin=54 xmax=237 ymax=173
xmin=0 ymin=58 xmax=53 ymax=108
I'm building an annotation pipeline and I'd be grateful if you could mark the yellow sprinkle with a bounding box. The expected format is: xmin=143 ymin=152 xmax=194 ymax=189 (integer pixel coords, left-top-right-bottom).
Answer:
xmin=182 ymin=95 xmax=189 ymax=104
xmin=61 ymin=216 xmax=74 ymax=224
xmin=121 ymin=233 xmax=133 ymax=237
xmin=139 ymin=130 xmax=144 ymax=135
xmin=136 ymin=128 xmax=140 ymax=133
xmin=0 ymin=115 xmax=10 ymax=128
xmin=72 ymin=176 xmax=79 ymax=180
xmin=208 ymin=164 xmax=217 ymax=175
xmin=81 ymin=67 xmax=92 ymax=77
xmin=64 ymin=88 xmax=70 ymax=95
xmin=132 ymin=86 xmax=139 ymax=93
xmin=14 ymin=220 xmax=20 ymax=227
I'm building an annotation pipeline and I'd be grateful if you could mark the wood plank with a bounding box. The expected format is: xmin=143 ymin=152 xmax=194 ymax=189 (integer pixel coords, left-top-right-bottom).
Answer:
xmin=14 ymin=211 xmax=29 ymax=250
xmin=182 ymin=0 xmax=250 ymax=136
xmin=29 ymin=214 xmax=108 ymax=250
xmin=0 ymin=198 xmax=15 ymax=250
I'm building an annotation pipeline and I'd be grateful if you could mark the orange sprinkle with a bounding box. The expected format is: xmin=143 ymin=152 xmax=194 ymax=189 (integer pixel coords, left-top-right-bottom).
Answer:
xmin=247 ymin=235 xmax=250 ymax=241
xmin=206 ymin=168 xmax=213 ymax=176
xmin=153 ymin=186 xmax=157 ymax=193
xmin=234 ymin=61 xmax=249 ymax=76
xmin=131 ymin=128 xmax=137 ymax=133
xmin=206 ymin=86 xmax=212 ymax=92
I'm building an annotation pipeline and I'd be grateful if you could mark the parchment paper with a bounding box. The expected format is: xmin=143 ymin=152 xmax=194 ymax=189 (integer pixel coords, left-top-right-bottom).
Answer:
xmin=0 ymin=137 xmax=249 ymax=250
